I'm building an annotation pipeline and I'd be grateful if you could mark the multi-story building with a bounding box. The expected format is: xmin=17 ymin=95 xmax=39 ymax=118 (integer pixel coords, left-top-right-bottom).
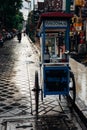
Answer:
xmin=34 ymin=0 xmax=87 ymax=54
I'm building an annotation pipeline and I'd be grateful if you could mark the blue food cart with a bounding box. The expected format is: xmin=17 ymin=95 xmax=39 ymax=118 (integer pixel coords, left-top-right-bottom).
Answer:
xmin=32 ymin=12 xmax=76 ymax=117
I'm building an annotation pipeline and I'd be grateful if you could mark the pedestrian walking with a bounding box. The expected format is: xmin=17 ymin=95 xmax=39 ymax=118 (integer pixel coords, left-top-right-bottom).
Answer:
xmin=17 ymin=31 xmax=22 ymax=43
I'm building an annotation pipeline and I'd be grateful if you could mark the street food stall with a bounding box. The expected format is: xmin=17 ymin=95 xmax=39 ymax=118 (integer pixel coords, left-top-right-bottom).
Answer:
xmin=32 ymin=11 xmax=76 ymax=118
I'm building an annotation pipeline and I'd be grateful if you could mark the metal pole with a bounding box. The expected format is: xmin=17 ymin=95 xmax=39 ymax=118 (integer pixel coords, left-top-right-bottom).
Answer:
xmin=66 ymin=0 xmax=70 ymax=13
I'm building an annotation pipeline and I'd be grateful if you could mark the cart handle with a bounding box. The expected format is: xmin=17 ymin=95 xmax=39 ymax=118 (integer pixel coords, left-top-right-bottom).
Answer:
xmin=32 ymin=88 xmax=42 ymax=92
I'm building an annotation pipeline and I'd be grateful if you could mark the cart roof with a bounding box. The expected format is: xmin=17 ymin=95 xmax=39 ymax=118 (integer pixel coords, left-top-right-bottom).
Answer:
xmin=37 ymin=12 xmax=73 ymax=29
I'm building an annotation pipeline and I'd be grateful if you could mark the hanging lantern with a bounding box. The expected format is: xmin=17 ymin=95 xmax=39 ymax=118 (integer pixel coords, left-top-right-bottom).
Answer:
xmin=75 ymin=0 xmax=85 ymax=6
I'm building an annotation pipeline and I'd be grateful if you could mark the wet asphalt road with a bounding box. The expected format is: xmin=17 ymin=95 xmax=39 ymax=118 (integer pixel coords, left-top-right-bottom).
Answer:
xmin=0 ymin=34 xmax=86 ymax=130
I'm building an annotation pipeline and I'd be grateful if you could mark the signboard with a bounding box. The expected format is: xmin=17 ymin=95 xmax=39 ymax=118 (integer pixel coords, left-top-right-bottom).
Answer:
xmin=75 ymin=26 xmax=82 ymax=31
xmin=45 ymin=20 xmax=67 ymax=28
xmin=44 ymin=0 xmax=66 ymax=11
xmin=73 ymin=23 xmax=82 ymax=31
xmin=75 ymin=0 xmax=85 ymax=6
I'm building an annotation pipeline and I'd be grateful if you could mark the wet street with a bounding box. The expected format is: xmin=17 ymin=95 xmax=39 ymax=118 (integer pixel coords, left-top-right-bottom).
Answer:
xmin=0 ymin=35 xmax=39 ymax=117
xmin=70 ymin=58 xmax=87 ymax=106
xmin=0 ymin=34 xmax=87 ymax=130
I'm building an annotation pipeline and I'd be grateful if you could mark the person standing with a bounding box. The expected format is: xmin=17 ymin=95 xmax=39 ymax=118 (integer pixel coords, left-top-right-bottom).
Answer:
xmin=17 ymin=31 xmax=22 ymax=43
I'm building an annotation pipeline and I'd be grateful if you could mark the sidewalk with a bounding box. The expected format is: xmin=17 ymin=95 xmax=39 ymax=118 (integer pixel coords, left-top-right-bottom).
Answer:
xmin=0 ymin=35 xmax=87 ymax=129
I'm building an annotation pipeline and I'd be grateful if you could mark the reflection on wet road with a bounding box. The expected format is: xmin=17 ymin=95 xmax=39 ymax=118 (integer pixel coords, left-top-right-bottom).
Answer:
xmin=0 ymin=36 xmax=39 ymax=117
xmin=70 ymin=58 xmax=87 ymax=106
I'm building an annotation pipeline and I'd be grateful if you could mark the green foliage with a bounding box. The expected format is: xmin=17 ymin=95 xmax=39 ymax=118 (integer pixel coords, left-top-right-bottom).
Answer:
xmin=0 ymin=0 xmax=23 ymax=30
xmin=13 ymin=12 xmax=24 ymax=30
xmin=18 ymin=23 xmax=23 ymax=31
xmin=26 ymin=11 xmax=35 ymax=42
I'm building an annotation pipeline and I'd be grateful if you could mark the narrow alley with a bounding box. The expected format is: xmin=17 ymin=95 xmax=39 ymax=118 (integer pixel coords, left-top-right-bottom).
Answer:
xmin=0 ymin=34 xmax=86 ymax=130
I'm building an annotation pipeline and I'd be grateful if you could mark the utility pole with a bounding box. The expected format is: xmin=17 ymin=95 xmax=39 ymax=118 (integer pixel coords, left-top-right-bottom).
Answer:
xmin=66 ymin=0 xmax=70 ymax=13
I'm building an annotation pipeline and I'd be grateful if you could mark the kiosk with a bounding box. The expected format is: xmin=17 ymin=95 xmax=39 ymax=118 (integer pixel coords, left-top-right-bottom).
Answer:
xmin=33 ymin=11 xmax=76 ymax=117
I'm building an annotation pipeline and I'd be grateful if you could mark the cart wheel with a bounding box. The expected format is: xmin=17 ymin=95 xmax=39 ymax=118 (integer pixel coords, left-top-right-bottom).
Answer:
xmin=41 ymin=89 xmax=43 ymax=101
xmin=34 ymin=71 xmax=39 ymax=118
xmin=68 ymin=71 xmax=76 ymax=106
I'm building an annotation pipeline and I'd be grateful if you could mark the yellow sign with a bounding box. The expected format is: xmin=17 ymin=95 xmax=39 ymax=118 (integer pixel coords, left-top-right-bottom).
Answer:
xmin=73 ymin=23 xmax=82 ymax=31
xmin=74 ymin=23 xmax=82 ymax=27
xmin=75 ymin=0 xmax=85 ymax=6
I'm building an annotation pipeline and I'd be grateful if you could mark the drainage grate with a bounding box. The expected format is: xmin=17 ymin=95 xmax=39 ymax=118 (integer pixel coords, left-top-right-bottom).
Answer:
xmin=4 ymin=118 xmax=35 ymax=130
xmin=35 ymin=115 xmax=78 ymax=130
xmin=4 ymin=114 xmax=78 ymax=130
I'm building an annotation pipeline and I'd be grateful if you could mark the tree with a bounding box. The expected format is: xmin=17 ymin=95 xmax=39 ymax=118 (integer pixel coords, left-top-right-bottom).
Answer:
xmin=0 ymin=0 xmax=23 ymax=30
xmin=13 ymin=12 xmax=24 ymax=30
